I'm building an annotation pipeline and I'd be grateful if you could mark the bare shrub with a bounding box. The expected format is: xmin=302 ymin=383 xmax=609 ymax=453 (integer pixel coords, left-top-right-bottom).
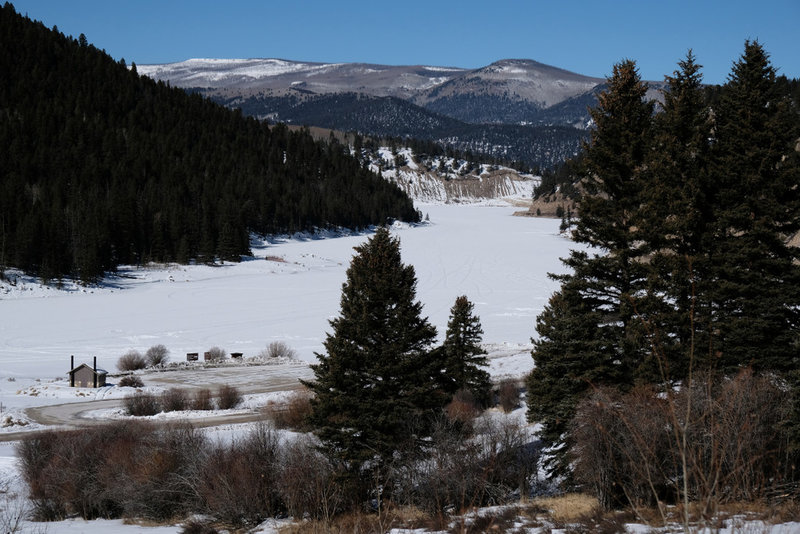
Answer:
xmin=145 ymin=344 xmax=169 ymax=366
xmin=216 ymin=384 xmax=242 ymax=410
xmin=445 ymin=388 xmax=480 ymax=426
xmin=279 ymin=436 xmax=342 ymax=521
xmin=124 ymin=392 xmax=160 ymax=416
xmin=267 ymin=391 xmax=312 ymax=430
xmin=161 ymin=388 xmax=189 ymax=412
xmin=498 ymin=378 xmax=520 ymax=413
xmin=0 ymin=476 xmax=28 ymax=534
xmin=571 ymin=385 xmax=669 ymax=512
xmin=475 ymin=415 xmax=539 ymax=500
xmin=571 ymin=370 xmax=792 ymax=520
xmin=16 ymin=421 xmax=206 ymax=522
xmin=406 ymin=416 xmax=486 ymax=515
xmin=205 ymin=346 xmax=226 ymax=362
xmin=118 ymin=375 xmax=144 ymax=388
xmin=260 ymin=340 xmax=298 ymax=359
xmin=198 ymin=423 xmax=283 ymax=527
xmin=117 ymin=350 xmax=146 ymax=371
xmin=192 ymin=388 xmax=214 ymax=410
xmin=112 ymin=423 xmax=207 ymax=520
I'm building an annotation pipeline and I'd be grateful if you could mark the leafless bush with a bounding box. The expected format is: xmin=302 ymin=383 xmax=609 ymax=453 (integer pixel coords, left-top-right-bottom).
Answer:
xmin=405 ymin=416 xmax=486 ymax=515
xmin=498 ymin=378 xmax=520 ymax=413
xmin=112 ymin=423 xmax=207 ymax=520
xmin=216 ymin=384 xmax=242 ymax=410
xmin=259 ymin=340 xmax=298 ymax=359
xmin=192 ymin=388 xmax=214 ymax=410
xmin=117 ymin=350 xmax=146 ymax=371
xmin=445 ymin=388 xmax=480 ymax=426
xmin=267 ymin=391 xmax=312 ymax=430
xmin=205 ymin=346 xmax=226 ymax=362
xmin=118 ymin=375 xmax=144 ymax=388
xmin=279 ymin=436 xmax=342 ymax=521
xmin=198 ymin=423 xmax=283 ymax=527
xmin=161 ymin=388 xmax=189 ymax=412
xmin=0 ymin=476 xmax=28 ymax=534
xmin=572 ymin=385 xmax=670 ymax=511
xmin=571 ymin=370 xmax=792 ymax=521
xmin=474 ymin=415 xmax=539 ymax=500
xmin=123 ymin=392 xmax=160 ymax=416
xmin=145 ymin=344 xmax=169 ymax=366
xmin=16 ymin=421 xmax=206 ymax=521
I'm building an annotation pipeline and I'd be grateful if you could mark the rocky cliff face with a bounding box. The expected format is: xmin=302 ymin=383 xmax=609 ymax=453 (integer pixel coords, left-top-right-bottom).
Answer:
xmin=367 ymin=147 xmax=537 ymax=204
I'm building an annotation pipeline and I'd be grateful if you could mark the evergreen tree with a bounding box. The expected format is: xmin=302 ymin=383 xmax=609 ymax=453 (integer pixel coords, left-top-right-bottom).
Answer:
xmin=705 ymin=41 xmax=800 ymax=374
xmin=526 ymin=279 xmax=623 ymax=478
xmin=526 ymin=60 xmax=654 ymax=478
xmin=439 ymin=295 xmax=492 ymax=406
xmin=566 ymin=59 xmax=655 ymax=382
xmin=304 ymin=228 xmax=439 ymax=480
xmin=638 ymin=51 xmax=715 ymax=380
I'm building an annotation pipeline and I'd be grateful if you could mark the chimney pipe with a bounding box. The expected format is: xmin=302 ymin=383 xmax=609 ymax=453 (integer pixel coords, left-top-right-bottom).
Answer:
xmin=70 ymin=355 xmax=74 ymax=387
xmin=93 ymin=356 xmax=97 ymax=388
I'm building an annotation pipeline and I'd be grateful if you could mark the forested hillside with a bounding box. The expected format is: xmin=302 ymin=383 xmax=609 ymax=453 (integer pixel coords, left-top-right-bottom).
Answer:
xmin=0 ymin=3 xmax=418 ymax=282
xmin=210 ymin=90 xmax=586 ymax=169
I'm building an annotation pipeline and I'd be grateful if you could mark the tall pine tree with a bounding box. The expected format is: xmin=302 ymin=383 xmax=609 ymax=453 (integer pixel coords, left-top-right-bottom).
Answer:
xmin=527 ymin=60 xmax=654 ymax=478
xmin=639 ymin=51 xmax=715 ymax=380
xmin=304 ymin=228 xmax=439 ymax=481
xmin=439 ymin=295 xmax=492 ymax=406
xmin=705 ymin=41 xmax=800 ymax=374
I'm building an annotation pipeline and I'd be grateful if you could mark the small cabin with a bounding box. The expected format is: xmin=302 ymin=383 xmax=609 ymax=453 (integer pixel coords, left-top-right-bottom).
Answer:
xmin=68 ymin=358 xmax=107 ymax=388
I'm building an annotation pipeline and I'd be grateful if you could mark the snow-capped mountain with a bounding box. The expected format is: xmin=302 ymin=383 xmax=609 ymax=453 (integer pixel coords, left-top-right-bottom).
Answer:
xmin=138 ymin=58 xmax=467 ymax=100
xmin=137 ymin=58 xmax=606 ymax=169
xmin=137 ymin=57 xmax=602 ymax=111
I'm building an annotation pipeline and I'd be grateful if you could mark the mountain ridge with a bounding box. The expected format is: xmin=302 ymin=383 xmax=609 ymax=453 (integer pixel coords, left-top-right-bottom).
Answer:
xmin=138 ymin=57 xmax=603 ymax=169
xmin=138 ymin=57 xmax=604 ymax=110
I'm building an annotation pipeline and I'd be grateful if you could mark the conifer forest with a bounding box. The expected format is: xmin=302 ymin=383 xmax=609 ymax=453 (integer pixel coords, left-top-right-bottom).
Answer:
xmin=0 ymin=4 xmax=418 ymax=283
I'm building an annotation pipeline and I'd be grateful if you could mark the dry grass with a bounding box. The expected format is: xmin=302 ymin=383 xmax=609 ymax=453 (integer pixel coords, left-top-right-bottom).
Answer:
xmin=528 ymin=493 xmax=599 ymax=524
xmin=274 ymin=495 xmax=800 ymax=534
xmin=278 ymin=506 xmax=433 ymax=534
xmin=265 ymin=391 xmax=312 ymax=431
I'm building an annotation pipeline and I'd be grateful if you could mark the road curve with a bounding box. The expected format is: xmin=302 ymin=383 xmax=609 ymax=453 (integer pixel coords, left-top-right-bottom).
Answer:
xmin=2 ymin=363 xmax=312 ymax=442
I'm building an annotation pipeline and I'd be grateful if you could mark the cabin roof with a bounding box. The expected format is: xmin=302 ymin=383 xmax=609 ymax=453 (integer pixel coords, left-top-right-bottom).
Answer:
xmin=67 ymin=362 xmax=108 ymax=376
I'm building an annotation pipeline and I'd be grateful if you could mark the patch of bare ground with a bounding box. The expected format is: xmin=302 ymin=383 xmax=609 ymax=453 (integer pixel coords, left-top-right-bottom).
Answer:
xmin=518 ymin=193 xmax=578 ymax=218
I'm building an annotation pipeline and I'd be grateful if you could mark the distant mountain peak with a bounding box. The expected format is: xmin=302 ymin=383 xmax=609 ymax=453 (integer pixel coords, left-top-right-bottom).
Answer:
xmin=137 ymin=57 xmax=602 ymax=169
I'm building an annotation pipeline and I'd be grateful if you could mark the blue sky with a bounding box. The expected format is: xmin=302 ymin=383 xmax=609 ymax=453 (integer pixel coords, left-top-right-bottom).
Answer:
xmin=10 ymin=0 xmax=800 ymax=85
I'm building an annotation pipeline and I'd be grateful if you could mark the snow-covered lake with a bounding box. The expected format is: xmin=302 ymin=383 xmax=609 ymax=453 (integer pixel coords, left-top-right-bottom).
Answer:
xmin=3 ymin=204 xmax=800 ymax=534
xmin=0 ymin=202 xmax=579 ymax=532
xmin=0 ymin=204 xmax=575 ymax=383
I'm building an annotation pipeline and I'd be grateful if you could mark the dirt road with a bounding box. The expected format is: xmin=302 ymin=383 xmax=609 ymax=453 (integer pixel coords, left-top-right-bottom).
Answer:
xmin=1 ymin=363 xmax=312 ymax=442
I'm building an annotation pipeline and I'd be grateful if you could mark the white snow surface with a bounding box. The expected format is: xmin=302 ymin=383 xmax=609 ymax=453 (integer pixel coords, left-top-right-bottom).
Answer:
xmin=0 ymin=204 xmax=567 ymax=382
xmin=0 ymin=204 xmax=571 ymax=419
xmin=1 ymin=203 xmax=798 ymax=533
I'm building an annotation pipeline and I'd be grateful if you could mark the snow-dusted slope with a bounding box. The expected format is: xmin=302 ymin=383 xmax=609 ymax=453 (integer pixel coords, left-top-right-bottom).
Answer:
xmin=136 ymin=57 xmax=601 ymax=108
xmin=370 ymin=147 xmax=537 ymax=204
xmin=137 ymin=58 xmax=466 ymax=99
xmin=414 ymin=59 xmax=602 ymax=109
